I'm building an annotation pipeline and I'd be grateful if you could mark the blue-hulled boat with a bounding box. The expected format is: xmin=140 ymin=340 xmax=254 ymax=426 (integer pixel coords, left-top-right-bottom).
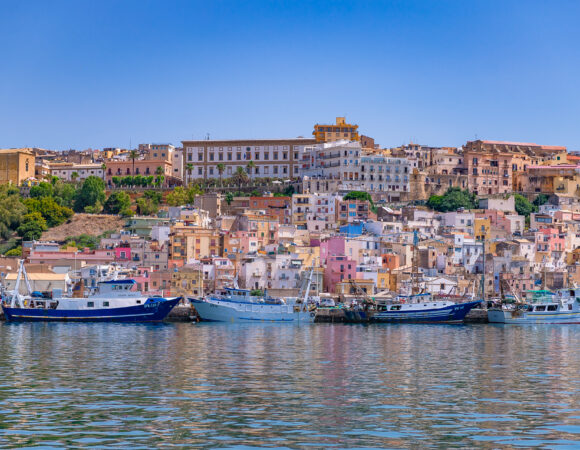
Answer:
xmin=2 ymin=262 xmax=181 ymax=322
xmin=344 ymin=293 xmax=482 ymax=324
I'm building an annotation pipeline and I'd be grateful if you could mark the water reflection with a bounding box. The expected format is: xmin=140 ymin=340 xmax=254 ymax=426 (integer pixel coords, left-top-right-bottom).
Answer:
xmin=0 ymin=322 xmax=579 ymax=447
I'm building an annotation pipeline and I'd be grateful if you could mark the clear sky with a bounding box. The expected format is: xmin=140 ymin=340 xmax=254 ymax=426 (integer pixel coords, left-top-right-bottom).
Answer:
xmin=1 ymin=0 xmax=579 ymax=150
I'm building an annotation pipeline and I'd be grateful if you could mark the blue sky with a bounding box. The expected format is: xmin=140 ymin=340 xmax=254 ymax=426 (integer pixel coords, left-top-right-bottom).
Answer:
xmin=1 ymin=0 xmax=579 ymax=150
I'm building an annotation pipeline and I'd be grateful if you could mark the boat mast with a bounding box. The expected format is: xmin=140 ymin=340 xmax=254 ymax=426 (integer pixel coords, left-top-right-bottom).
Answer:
xmin=411 ymin=229 xmax=419 ymax=296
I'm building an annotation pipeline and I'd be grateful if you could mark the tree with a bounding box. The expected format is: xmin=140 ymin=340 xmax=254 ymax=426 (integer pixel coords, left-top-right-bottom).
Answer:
xmin=17 ymin=212 xmax=47 ymax=241
xmin=155 ymin=167 xmax=164 ymax=189
xmin=65 ymin=234 xmax=99 ymax=250
xmin=24 ymin=197 xmax=73 ymax=227
xmin=53 ymin=181 xmax=76 ymax=208
xmin=217 ymin=163 xmax=225 ymax=188
xmin=103 ymin=191 xmax=131 ymax=215
xmin=185 ymin=163 xmax=194 ymax=184
xmin=136 ymin=197 xmax=158 ymax=216
xmin=514 ymin=194 xmax=536 ymax=217
xmin=71 ymin=172 xmax=79 ymax=183
xmin=130 ymin=150 xmax=138 ymax=175
xmin=0 ymin=195 xmax=26 ymax=240
xmin=225 ymin=192 xmax=234 ymax=206
xmin=112 ymin=176 xmax=121 ymax=188
xmin=426 ymin=188 xmax=478 ymax=212
xmin=74 ymin=176 xmax=106 ymax=213
xmin=246 ymin=161 xmax=256 ymax=185
xmin=5 ymin=246 xmax=22 ymax=257
xmin=101 ymin=163 xmax=107 ymax=183
xmin=144 ymin=190 xmax=163 ymax=204
xmin=29 ymin=182 xmax=54 ymax=198
xmin=166 ymin=187 xmax=189 ymax=206
xmin=533 ymin=194 xmax=549 ymax=208
xmin=233 ymin=166 xmax=249 ymax=190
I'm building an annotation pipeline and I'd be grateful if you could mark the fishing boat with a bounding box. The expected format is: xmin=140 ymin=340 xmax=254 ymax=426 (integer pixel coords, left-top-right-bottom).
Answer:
xmin=488 ymin=289 xmax=580 ymax=324
xmin=1 ymin=261 xmax=181 ymax=322
xmin=189 ymin=266 xmax=316 ymax=323
xmin=344 ymin=293 xmax=482 ymax=323
xmin=190 ymin=288 xmax=315 ymax=323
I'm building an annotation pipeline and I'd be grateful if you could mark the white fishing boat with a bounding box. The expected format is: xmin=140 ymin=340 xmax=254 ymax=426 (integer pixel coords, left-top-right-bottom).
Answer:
xmin=488 ymin=289 xmax=580 ymax=324
xmin=189 ymin=267 xmax=316 ymax=323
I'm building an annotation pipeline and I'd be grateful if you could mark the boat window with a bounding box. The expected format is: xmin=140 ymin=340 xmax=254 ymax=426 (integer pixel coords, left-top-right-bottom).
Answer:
xmin=547 ymin=305 xmax=558 ymax=311
xmin=87 ymin=302 xmax=95 ymax=308
xmin=103 ymin=301 xmax=109 ymax=307
xmin=136 ymin=300 xmax=141 ymax=304
xmin=535 ymin=305 xmax=546 ymax=311
xmin=390 ymin=305 xmax=401 ymax=311
xmin=569 ymin=304 xmax=573 ymax=311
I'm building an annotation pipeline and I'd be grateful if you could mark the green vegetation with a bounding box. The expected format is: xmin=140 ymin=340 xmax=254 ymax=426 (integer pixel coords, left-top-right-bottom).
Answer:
xmin=165 ymin=185 xmax=203 ymax=207
xmin=24 ymin=197 xmax=73 ymax=228
xmin=514 ymin=194 xmax=535 ymax=218
xmin=103 ymin=191 xmax=132 ymax=215
xmin=5 ymin=246 xmax=22 ymax=257
xmin=344 ymin=191 xmax=378 ymax=213
xmin=29 ymin=182 xmax=54 ymax=198
xmin=17 ymin=212 xmax=47 ymax=241
xmin=74 ymin=176 xmax=106 ymax=213
xmin=232 ymin=167 xmax=249 ymax=190
xmin=225 ymin=192 xmax=234 ymax=205
xmin=64 ymin=234 xmax=99 ymax=250
xmin=533 ymin=193 xmax=549 ymax=208
xmin=250 ymin=289 xmax=263 ymax=297
xmin=426 ymin=188 xmax=478 ymax=212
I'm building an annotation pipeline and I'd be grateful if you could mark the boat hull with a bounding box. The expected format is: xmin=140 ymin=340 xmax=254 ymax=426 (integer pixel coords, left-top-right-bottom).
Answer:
xmin=345 ymin=300 xmax=482 ymax=324
xmin=2 ymin=297 xmax=181 ymax=322
xmin=190 ymin=298 xmax=315 ymax=323
xmin=488 ymin=308 xmax=580 ymax=324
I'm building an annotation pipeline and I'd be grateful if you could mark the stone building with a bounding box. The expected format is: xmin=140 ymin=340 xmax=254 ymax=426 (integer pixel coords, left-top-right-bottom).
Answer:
xmin=0 ymin=148 xmax=35 ymax=185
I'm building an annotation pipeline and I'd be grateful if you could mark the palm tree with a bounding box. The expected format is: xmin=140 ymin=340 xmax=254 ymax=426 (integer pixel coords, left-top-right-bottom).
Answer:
xmin=185 ymin=163 xmax=194 ymax=185
xmin=155 ymin=166 xmax=164 ymax=189
xmin=101 ymin=163 xmax=107 ymax=184
xmin=233 ymin=166 xmax=249 ymax=191
xmin=246 ymin=161 xmax=256 ymax=186
xmin=216 ymin=163 xmax=225 ymax=188
xmin=130 ymin=150 xmax=138 ymax=175
xmin=71 ymin=172 xmax=79 ymax=183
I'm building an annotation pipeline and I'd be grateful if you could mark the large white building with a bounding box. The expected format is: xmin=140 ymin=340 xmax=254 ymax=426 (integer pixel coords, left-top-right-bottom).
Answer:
xmin=301 ymin=140 xmax=413 ymax=198
xmin=49 ymin=162 xmax=104 ymax=182
xmin=180 ymin=138 xmax=317 ymax=184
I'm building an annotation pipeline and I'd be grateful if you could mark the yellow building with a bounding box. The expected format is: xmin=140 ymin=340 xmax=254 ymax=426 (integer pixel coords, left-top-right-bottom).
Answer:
xmin=171 ymin=264 xmax=204 ymax=296
xmin=0 ymin=148 xmax=35 ymax=185
xmin=474 ymin=218 xmax=491 ymax=241
xmin=313 ymin=117 xmax=360 ymax=143
xmin=169 ymin=223 xmax=222 ymax=261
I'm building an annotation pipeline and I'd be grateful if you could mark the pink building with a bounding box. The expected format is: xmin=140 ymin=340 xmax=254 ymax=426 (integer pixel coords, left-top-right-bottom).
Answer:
xmin=320 ymin=236 xmax=346 ymax=264
xmin=324 ymin=255 xmax=356 ymax=292
xmin=115 ymin=247 xmax=132 ymax=262
xmin=535 ymin=228 xmax=565 ymax=253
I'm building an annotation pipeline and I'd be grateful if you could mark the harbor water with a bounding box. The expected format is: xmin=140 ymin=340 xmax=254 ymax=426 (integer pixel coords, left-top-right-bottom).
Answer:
xmin=1 ymin=322 xmax=580 ymax=447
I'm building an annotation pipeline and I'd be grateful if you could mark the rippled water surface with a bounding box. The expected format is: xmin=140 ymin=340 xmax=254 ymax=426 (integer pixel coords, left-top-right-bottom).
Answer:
xmin=1 ymin=322 xmax=580 ymax=448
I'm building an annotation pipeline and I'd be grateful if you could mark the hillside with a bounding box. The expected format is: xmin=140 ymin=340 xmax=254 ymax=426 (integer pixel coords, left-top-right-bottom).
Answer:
xmin=41 ymin=214 xmax=126 ymax=242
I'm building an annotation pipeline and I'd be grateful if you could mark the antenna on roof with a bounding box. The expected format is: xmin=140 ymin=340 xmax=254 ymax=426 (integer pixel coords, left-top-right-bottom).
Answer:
xmin=206 ymin=133 xmax=210 ymax=140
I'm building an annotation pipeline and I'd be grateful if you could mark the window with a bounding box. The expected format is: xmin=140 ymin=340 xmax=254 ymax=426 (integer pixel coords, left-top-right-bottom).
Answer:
xmin=198 ymin=154 xmax=203 ymax=161
xmin=198 ymin=167 xmax=203 ymax=175
xmin=535 ymin=305 xmax=546 ymax=311
xmin=103 ymin=301 xmax=109 ymax=307
xmin=547 ymin=305 xmax=558 ymax=311
xmin=237 ymin=153 xmax=241 ymax=160
xmin=228 ymin=153 xmax=232 ymax=161
xmin=87 ymin=302 xmax=95 ymax=308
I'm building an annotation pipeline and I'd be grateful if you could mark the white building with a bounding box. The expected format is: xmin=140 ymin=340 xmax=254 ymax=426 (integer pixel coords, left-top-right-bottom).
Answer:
xmin=49 ymin=163 xmax=104 ymax=182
